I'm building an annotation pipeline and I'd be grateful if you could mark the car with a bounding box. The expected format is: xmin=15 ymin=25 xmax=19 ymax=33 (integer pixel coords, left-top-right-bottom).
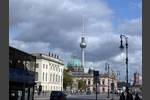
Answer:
xmin=86 ymin=90 xmax=91 ymax=95
xmin=50 ymin=91 xmax=67 ymax=100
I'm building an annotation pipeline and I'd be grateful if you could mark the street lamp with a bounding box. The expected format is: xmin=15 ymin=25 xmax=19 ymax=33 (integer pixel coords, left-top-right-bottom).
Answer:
xmin=119 ymin=34 xmax=129 ymax=92
xmin=105 ymin=63 xmax=110 ymax=98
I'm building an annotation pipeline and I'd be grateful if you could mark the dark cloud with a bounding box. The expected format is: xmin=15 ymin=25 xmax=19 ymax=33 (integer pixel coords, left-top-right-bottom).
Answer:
xmin=9 ymin=0 xmax=142 ymax=79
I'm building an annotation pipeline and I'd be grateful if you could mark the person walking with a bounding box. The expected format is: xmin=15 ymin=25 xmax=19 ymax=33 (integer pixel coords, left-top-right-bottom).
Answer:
xmin=119 ymin=92 xmax=125 ymax=100
xmin=134 ymin=93 xmax=141 ymax=100
xmin=126 ymin=88 xmax=133 ymax=100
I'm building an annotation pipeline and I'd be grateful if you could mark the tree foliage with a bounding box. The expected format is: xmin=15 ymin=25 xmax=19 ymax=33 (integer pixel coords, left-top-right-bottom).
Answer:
xmin=63 ymin=69 xmax=73 ymax=90
xmin=78 ymin=80 xmax=86 ymax=90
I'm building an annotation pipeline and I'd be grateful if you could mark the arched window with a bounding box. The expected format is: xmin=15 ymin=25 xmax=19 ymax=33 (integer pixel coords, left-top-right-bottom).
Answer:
xmin=88 ymin=79 xmax=90 ymax=85
xmin=50 ymin=74 xmax=52 ymax=82
xmin=103 ymin=88 xmax=105 ymax=92
xmin=61 ymin=76 xmax=63 ymax=83
xmin=46 ymin=65 xmax=48 ymax=69
xmin=58 ymin=76 xmax=60 ymax=83
xmin=45 ymin=73 xmax=47 ymax=82
xmin=56 ymin=75 xmax=57 ymax=82
xmin=102 ymin=79 xmax=105 ymax=85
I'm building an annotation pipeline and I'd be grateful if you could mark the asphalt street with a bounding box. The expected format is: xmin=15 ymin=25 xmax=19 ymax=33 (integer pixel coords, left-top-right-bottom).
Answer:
xmin=34 ymin=93 xmax=120 ymax=100
xmin=67 ymin=93 xmax=119 ymax=100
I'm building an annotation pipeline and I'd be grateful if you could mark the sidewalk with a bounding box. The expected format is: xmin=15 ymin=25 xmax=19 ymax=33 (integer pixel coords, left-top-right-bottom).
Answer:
xmin=34 ymin=93 xmax=50 ymax=100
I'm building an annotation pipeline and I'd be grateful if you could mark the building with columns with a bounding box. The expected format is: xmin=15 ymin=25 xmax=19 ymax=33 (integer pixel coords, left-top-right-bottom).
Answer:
xmin=99 ymin=73 xmax=118 ymax=93
xmin=33 ymin=53 xmax=64 ymax=92
xmin=67 ymin=56 xmax=118 ymax=93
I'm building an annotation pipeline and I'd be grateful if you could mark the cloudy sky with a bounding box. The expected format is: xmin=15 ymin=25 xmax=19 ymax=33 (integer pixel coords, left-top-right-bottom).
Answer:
xmin=9 ymin=0 xmax=142 ymax=81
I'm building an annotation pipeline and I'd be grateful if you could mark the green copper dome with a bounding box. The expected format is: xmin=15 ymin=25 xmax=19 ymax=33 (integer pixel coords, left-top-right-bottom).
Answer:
xmin=67 ymin=58 xmax=81 ymax=68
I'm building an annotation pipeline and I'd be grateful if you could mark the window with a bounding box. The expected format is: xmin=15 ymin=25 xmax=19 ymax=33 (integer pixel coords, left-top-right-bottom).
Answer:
xmin=56 ymin=75 xmax=57 ymax=82
xmin=102 ymin=79 xmax=105 ymax=85
xmin=46 ymin=65 xmax=48 ymax=69
xmin=61 ymin=76 xmax=63 ymax=83
xmin=45 ymin=73 xmax=47 ymax=82
xmin=43 ymin=72 xmax=45 ymax=81
xmin=103 ymin=88 xmax=105 ymax=92
xmin=88 ymin=79 xmax=90 ymax=85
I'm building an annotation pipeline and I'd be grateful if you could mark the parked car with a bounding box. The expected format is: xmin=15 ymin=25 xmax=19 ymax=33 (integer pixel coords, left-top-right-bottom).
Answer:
xmin=50 ymin=91 xmax=67 ymax=100
xmin=94 ymin=91 xmax=100 ymax=94
xmin=86 ymin=90 xmax=91 ymax=95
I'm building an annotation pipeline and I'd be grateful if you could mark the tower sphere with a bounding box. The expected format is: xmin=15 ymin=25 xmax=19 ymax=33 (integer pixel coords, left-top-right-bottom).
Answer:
xmin=80 ymin=37 xmax=87 ymax=48
xmin=80 ymin=42 xmax=87 ymax=48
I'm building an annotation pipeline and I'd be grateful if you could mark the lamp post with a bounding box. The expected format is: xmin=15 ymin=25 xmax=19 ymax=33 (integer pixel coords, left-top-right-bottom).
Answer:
xmin=105 ymin=63 xmax=110 ymax=98
xmin=119 ymin=34 xmax=129 ymax=92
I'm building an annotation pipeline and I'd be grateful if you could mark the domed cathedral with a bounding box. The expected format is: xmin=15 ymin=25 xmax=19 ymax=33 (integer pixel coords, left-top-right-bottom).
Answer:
xmin=67 ymin=55 xmax=84 ymax=73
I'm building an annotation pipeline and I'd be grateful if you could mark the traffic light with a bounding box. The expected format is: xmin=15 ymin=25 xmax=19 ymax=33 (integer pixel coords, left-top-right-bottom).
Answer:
xmin=111 ymin=83 xmax=114 ymax=91
xmin=39 ymin=85 xmax=42 ymax=92
xmin=93 ymin=71 xmax=99 ymax=84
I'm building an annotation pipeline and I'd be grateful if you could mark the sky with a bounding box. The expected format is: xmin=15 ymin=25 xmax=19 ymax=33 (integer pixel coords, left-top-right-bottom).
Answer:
xmin=9 ymin=0 xmax=142 ymax=81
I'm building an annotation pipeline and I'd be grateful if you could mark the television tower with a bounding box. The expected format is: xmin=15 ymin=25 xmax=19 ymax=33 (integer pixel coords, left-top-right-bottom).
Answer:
xmin=80 ymin=16 xmax=87 ymax=71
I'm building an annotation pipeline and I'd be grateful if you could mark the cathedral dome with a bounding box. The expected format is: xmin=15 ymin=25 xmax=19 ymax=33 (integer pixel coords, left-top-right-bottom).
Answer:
xmin=67 ymin=58 xmax=81 ymax=68
xmin=67 ymin=55 xmax=84 ymax=72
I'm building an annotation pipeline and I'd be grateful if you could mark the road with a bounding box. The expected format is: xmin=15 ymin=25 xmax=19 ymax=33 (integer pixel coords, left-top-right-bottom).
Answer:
xmin=34 ymin=93 xmax=120 ymax=100
xmin=67 ymin=94 xmax=119 ymax=100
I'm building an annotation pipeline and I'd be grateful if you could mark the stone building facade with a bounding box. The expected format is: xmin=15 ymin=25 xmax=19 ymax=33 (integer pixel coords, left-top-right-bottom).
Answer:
xmin=33 ymin=53 xmax=64 ymax=92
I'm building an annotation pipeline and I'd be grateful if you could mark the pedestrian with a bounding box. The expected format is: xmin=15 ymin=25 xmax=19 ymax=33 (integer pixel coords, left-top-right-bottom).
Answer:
xmin=126 ymin=88 xmax=133 ymax=100
xmin=119 ymin=92 xmax=125 ymax=100
xmin=42 ymin=91 xmax=44 ymax=96
xmin=134 ymin=93 xmax=141 ymax=100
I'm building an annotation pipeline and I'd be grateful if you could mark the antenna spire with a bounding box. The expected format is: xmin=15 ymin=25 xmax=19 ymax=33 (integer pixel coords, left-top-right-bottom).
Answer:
xmin=82 ymin=15 xmax=85 ymax=37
